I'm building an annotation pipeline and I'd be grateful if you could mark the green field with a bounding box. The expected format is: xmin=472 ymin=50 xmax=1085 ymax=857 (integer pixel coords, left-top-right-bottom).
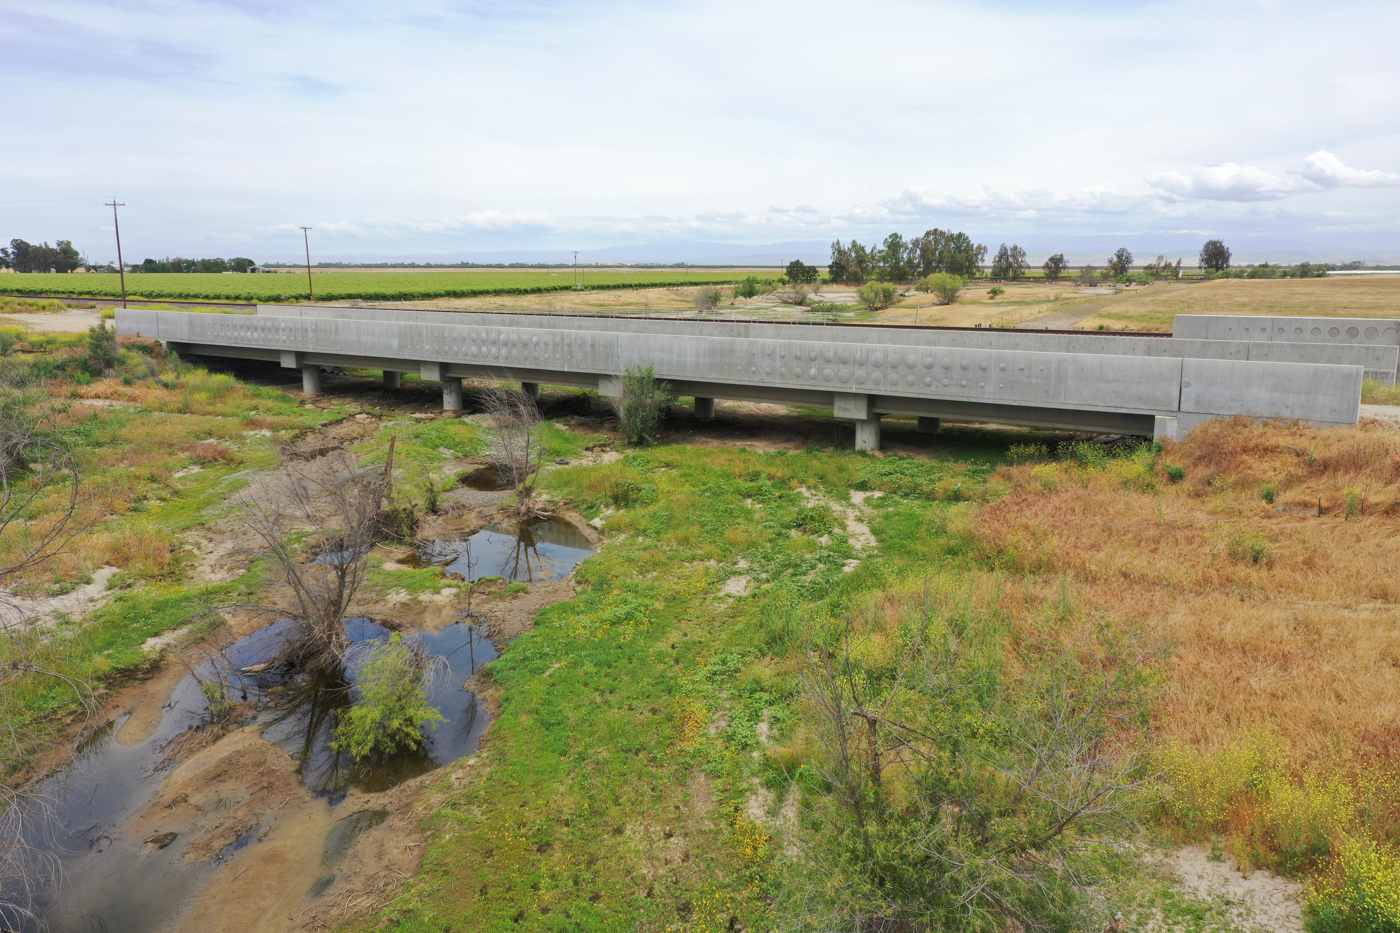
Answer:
xmin=0 ymin=269 xmax=750 ymax=303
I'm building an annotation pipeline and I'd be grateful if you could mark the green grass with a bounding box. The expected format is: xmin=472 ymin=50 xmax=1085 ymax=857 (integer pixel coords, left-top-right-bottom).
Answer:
xmin=0 ymin=577 xmax=256 ymax=773
xmin=368 ymin=437 xmax=1009 ymax=932
xmin=0 ymin=269 xmax=751 ymax=303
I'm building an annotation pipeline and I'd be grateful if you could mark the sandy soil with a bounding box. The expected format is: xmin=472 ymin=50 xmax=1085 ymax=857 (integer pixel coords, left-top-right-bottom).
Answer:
xmin=0 ymin=308 xmax=104 ymax=332
xmin=1360 ymin=403 xmax=1400 ymax=429
xmin=1164 ymin=845 xmax=1305 ymax=933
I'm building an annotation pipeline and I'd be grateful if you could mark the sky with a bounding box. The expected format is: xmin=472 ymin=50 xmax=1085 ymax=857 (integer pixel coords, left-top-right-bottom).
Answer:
xmin=3 ymin=0 xmax=1399 ymax=265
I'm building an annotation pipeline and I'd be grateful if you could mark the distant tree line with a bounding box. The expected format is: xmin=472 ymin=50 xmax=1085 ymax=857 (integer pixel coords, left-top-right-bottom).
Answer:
xmin=829 ymin=230 xmax=987 ymax=284
xmin=0 ymin=239 xmax=84 ymax=273
xmin=132 ymin=256 xmax=257 ymax=273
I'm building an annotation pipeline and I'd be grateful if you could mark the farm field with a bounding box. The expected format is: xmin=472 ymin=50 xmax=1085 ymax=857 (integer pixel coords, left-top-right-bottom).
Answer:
xmin=0 ymin=267 xmax=760 ymax=303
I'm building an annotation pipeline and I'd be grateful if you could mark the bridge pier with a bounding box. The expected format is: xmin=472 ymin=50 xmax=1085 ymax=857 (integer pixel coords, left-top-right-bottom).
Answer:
xmin=918 ymin=416 xmax=942 ymax=435
xmin=383 ymin=370 xmax=401 ymax=389
xmin=300 ymin=365 xmax=321 ymax=396
xmin=442 ymin=377 xmax=464 ymax=411
xmin=833 ymin=392 xmax=882 ymax=451
xmin=521 ymin=381 xmax=540 ymax=402
xmin=694 ymin=396 xmax=715 ymax=420
xmin=853 ymin=417 xmax=882 ymax=451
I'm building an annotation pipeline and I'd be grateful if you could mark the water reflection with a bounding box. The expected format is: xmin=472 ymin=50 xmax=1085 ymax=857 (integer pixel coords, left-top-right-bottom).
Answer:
xmin=421 ymin=517 xmax=593 ymax=583
xmin=8 ymin=616 xmax=497 ymax=933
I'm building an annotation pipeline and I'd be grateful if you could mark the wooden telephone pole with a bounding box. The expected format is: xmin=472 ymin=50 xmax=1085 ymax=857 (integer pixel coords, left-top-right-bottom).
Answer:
xmin=105 ymin=199 xmax=127 ymax=309
xmin=299 ymin=227 xmax=314 ymax=299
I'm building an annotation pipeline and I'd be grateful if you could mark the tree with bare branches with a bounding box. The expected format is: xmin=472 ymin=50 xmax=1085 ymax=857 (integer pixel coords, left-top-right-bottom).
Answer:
xmin=238 ymin=448 xmax=392 ymax=673
xmin=481 ymin=384 xmax=547 ymax=516
xmin=0 ymin=388 xmax=91 ymax=927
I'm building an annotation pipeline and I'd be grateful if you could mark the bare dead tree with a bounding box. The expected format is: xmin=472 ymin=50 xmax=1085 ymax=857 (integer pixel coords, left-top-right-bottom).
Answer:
xmin=480 ymin=384 xmax=546 ymax=517
xmin=238 ymin=448 xmax=392 ymax=673
xmin=0 ymin=387 xmax=93 ymax=927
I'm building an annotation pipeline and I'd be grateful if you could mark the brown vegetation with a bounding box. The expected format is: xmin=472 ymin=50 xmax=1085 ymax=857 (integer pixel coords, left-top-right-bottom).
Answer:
xmin=964 ymin=419 xmax=1400 ymax=885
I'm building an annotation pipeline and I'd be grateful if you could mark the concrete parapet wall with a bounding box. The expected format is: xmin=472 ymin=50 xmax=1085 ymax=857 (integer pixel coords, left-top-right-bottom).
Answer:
xmin=258 ymin=304 xmax=1392 ymax=380
xmin=123 ymin=308 xmax=1364 ymax=438
xmin=1174 ymin=314 xmax=1400 ymax=347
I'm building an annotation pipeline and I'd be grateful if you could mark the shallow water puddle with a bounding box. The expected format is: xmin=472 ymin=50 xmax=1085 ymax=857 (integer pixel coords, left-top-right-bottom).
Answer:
xmin=8 ymin=618 xmax=497 ymax=932
xmin=422 ymin=516 xmax=593 ymax=583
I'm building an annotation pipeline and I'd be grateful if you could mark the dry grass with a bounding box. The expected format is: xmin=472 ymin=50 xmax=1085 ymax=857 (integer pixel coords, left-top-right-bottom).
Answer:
xmin=1079 ymin=275 xmax=1400 ymax=331
xmin=962 ymin=419 xmax=1400 ymax=890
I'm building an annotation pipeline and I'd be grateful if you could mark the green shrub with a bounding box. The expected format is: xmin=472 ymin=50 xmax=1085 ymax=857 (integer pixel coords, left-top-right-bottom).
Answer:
xmin=506 ymin=582 xmax=529 ymax=594
xmin=856 ymin=282 xmax=898 ymax=310
xmin=1226 ymin=530 xmax=1270 ymax=565
xmin=922 ymin=272 xmax=965 ymax=306
xmin=333 ymin=634 xmax=445 ymax=759
xmin=987 ymin=286 xmax=1006 ymax=299
xmin=790 ymin=504 xmax=838 ymax=536
xmin=614 ymin=364 xmax=674 ymax=447
xmin=86 ymin=322 xmax=119 ymax=374
xmin=1164 ymin=463 xmax=1186 ymax=483
xmin=0 ymin=331 xmax=16 ymax=357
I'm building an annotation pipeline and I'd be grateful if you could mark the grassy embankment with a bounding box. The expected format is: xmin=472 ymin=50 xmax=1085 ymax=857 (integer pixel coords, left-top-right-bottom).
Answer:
xmin=365 ymin=416 xmax=1400 ymax=932
xmin=0 ymin=330 xmax=333 ymax=774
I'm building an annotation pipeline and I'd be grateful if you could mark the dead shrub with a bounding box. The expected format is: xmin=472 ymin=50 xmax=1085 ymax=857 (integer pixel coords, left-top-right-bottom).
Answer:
xmin=184 ymin=440 xmax=237 ymax=464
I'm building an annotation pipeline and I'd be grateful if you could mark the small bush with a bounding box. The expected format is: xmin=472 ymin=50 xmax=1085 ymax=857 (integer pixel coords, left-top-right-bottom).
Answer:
xmin=185 ymin=440 xmax=237 ymax=464
xmin=1006 ymin=442 xmax=1048 ymax=464
xmin=613 ymin=364 xmax=674 ymax=447
xmin=986 ymin=286 xmax=1005 ymax=299
xmin=1164 ymin=463 xmax=1186 ymax=483
xmin=923 ymin=272 xmax=965 ymax=305
xmin=790 ymin=504 xmax=838 ymax=536
xmin=609 ymin=478 xmax=659 ymax=506
xmin=694 ymin=286 xmax=724 ymax=311
xmin=1226 ymin=529 xmax=1270 ymax=564
xmin=333 ymin=634 xmax=444 ymax=759
xmin=0 ymin=330 xmax=17 ymax=357
xmin=856 ymin=282 xmax=898 ymax=310
xmin=86 ymin=322 xmax=120 ymax=374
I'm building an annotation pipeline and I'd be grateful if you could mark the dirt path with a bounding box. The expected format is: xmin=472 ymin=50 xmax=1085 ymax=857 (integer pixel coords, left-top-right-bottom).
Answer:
xmin=1017 ymin=281 xmax=1198 ymax=330
xmin=0 ymin=309 xmax=103 ymax=332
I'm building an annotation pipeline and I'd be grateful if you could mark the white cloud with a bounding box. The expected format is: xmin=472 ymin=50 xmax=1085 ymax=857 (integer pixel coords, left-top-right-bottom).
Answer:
xmin=1298 ymin=151 xmax=1400 ymax=188
xmin=1145 ymin=163 xmax=1313 ymax=202
xmin=883 ymin=186 xmax=1145 ymax=218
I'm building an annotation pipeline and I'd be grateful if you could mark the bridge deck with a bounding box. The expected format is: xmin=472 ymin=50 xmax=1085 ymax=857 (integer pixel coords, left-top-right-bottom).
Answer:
xmin=117 ymin=307 xmax=1365 ymax=449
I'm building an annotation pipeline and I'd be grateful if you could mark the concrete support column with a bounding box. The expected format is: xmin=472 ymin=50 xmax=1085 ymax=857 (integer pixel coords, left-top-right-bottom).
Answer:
xmin=694 ymin=396 xmax=715 ymax=420
xmin=383 ymin=370 xmax=401 ymax=389
xmin=854 ymin=417 xmax=882 ymax=451
xmin=917 ymin=416 xmax=942 ymax=435
xmin=521 ymin=381 xmax=540 ymax=401
xmin=1153 ymin=415 xmax=1179 ymax=443
xmin=442 ymin=377 xmax=464 ymax=411
xmin=300 ymin=365 xmax=322 ymax=396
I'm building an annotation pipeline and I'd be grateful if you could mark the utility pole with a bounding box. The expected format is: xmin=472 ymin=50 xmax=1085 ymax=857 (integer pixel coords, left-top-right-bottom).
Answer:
xmin=105 ymin=199 xmax=128 ymax=309
xmin=299 ymin=227 xmax=314 ymax=299
xmin=573 ymin=251 xmax=579 ymax=290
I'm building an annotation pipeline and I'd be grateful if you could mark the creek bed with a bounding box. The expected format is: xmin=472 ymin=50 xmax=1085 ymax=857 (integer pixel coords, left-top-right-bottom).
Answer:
xmin=7 ymin=617 xmax=496 ymax=932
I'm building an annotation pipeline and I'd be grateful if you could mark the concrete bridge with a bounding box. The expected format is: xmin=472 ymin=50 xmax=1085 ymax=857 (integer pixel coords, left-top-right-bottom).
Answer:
xmin=116 ymin=305 xmax=1374 ymax=450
